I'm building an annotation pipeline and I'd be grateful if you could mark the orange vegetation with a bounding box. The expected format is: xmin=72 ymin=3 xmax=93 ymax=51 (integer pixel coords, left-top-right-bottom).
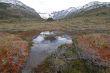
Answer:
xmin=0 ymin=32 xmax=28 ymax=73
xmin=76 ymin=33 xmax=110 ymax=64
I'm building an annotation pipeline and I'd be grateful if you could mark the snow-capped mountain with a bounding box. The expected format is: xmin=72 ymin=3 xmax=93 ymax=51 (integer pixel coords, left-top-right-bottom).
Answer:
xmin=50 ymin=1 xmax=110 ymax=20
xmin=49 ymin=7 xmax=77 ymax=20
xmin=80 ymin=1 xmax=110 ymax=12
xmin=0 ymin=0 xmax=41 ymax=19
xmin=0 ymin=0 xmax=34 ymax=12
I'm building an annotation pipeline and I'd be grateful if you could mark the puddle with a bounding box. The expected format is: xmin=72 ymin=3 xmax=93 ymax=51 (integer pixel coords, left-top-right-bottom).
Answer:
xmin=22 ymin=31 xmax=72 ymax=73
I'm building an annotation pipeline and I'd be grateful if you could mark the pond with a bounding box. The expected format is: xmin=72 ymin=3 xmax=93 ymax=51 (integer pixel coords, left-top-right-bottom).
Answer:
xmin=22 ymin=31 xmax=72 ymax=73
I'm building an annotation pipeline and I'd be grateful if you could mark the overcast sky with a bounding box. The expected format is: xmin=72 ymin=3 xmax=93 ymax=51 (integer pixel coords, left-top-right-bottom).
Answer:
xmin=19 ymin=0 xmax=110 ymax=13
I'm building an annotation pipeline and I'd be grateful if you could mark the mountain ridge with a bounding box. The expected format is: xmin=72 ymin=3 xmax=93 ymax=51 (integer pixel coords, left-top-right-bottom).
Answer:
xmin=0 ymin=0 xmax=42 ymax=20
xmin=49 ymin=1 xmax=110 ymax=20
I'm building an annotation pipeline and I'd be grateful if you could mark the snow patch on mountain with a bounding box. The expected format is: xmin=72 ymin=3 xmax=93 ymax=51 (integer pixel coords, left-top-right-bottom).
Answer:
xmin=50 ymin=1 xmax=110 ymax=20
xmin=0 ymin=0 xmax=42 ymax=19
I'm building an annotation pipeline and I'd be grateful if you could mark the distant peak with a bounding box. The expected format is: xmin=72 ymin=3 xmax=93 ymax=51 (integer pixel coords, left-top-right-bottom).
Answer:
xmin=87 ymin=1 xmax=101 ymax=5
xmin=89 ymin=1 xmax=101 ymax=3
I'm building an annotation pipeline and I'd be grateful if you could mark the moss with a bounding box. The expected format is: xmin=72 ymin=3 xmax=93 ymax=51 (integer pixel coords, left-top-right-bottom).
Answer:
xmin=66 ymin=47 xmax=77 ymax=56
xmin=62 ymin=59 xmax=110 ymax=73
xmin=31 ymin=57 xmax=52 ymax=73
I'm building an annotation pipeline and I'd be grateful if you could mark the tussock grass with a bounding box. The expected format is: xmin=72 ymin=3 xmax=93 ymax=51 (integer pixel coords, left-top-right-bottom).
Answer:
xmin=76 ymin=33 xmax=110 ymax=65
xmin=0 ymin=33 xmax=28 ymax=73
xmin=0 ymin=16 xmax=109 ymax=33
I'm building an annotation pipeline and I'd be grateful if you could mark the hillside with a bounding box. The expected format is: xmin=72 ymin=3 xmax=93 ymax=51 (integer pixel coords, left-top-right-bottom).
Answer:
xmin=0 ymin=0 xmax=41 ymax=20
xmin=50 ymin=1 xmax=110 ymax=20
xmin=65 ymin=7 xmax=110 ymax=19
xmin=0 ymin=0 xmax=110 ymax=73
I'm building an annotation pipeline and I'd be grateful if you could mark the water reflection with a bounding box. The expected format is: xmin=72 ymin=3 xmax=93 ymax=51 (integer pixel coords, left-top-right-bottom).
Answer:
xmin=22 ymin=31 xmax=72 ymax=73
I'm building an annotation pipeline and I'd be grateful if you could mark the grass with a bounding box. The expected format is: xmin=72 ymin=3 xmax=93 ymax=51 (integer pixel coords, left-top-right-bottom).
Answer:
xmin=76 ymin=33 xmax=110 ymax=66
xmin=0 ymin=12 xmax=110 ymax=73
xmin=63 ymin=59 xmax=109 ymax=73
xmin=0 ymin=32 xmax=29 ymax=73
xmin=34 ymin=44 xmax=110 ymax=73
xmin=32 ymin=45 xmax=77 ymax=73
xmin=0 ymin=16 xmax=110 ymax=32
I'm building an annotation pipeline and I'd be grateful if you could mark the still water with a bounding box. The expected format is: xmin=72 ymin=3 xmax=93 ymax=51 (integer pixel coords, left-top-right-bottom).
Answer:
xmin=22 ymin=31 xmax=72 ymax=73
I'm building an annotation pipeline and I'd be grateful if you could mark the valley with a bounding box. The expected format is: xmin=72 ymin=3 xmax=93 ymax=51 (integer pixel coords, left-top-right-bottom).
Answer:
xmin=0 ymin=0 xmax=110 ymax=73
xmin=0 ymin=15 xmax=110 ymax=73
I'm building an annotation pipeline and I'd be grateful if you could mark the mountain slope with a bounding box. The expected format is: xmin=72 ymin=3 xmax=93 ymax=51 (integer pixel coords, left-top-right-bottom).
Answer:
xmin=50 ymin=1 xmax=110 ymax=20
xmin=66 ymin=1 xmax=110 ymax=18
xmin=49 ymin=7 xmax=77 ymax=20
xmin=0 ymin=0 xmax=41 ymax=20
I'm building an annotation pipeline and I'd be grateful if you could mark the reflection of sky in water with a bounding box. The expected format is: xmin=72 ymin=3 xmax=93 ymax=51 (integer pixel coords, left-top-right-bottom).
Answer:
xmin=22 ymin=31 xmax=72 ymax=73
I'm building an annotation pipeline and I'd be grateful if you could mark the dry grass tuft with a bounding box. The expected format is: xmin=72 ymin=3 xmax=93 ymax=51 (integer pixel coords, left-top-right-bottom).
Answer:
xmin=76 ymin=33 xmax=110 ymax=65
xmin=0 ymin=32 xmax=29 ymax=73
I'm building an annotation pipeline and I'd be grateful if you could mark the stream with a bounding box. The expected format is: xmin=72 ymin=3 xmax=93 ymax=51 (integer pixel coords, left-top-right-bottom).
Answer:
xmin=22 ymin=31 xmax=72 ymax=73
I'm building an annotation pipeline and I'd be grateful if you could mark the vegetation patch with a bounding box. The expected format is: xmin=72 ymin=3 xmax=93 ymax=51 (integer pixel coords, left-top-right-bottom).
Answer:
xmin=34 ymin=44 xmax=110 ymax=73
xmin=76 ymin=33 xmax=110 ymax=66
xmin=0 ymin=32 xmax=29 ymax=73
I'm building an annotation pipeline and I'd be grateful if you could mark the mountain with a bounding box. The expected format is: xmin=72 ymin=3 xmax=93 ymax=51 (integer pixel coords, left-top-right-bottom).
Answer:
xmin=49 ymin=7 xmax=77 ymax=20
xmin=0 ymin=0 xmax=41 ymax=20
xmin=50 ymin=1 xmax=110 ymax=20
